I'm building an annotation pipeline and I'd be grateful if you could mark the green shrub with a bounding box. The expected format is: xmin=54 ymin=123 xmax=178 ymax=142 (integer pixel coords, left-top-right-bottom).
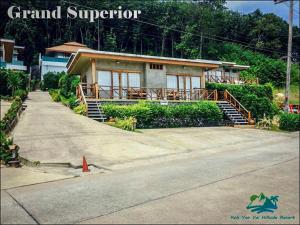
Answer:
xmin=68 ymin=95 xmax=78 ymax=109
xmin=13 ymin=89 xmax=28 ymax=101
xmin=103 ymin=101 xmax=223 ymax=128
xmin=0 ymin=68 xmax=9 ymax=96
xmin=59 ymin=94 xmax=77 ymax=108
xmin=49 ymin=89 xmax=79 ymax=109
xmin=73 ymin=103 xmax=87 ymax=115
xmin=42 ymin=72 xmax=62 ymax=90
xmin=30 ymin=79 xmax=39 ymax=91
xmin=206 ymin=83 xmax=273 ymax=100
xmin=49 ymin=89 xmax=61 ymax=102
xmin=0 ymin=97 xmax=22 ymax=133
xmin=256 ymin=116 xmax=272 ymax=130
xmin=0 ymin=131 xmax=13 ymax=164
xmin=279 ymin=113 xmax=300 ymax=131
xmin=0 ymin=68 xmax=29 ymax=96
xmin=58 ymin=72 xmax=80 ymax=98
xmin=206 ymin=83 xmax=277 ymax=119
xmin=115 ymin=117 xmax=137 ymax=131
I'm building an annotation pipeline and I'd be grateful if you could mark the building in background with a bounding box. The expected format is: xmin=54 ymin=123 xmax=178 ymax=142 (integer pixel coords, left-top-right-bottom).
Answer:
xmin=205 ymin=62 xmax=251 ymax=84
xmin=39 ymin=42 xmax=91 ymax=80
xmin=0 ymin=38 xmax=27 ymax=71
xmin=67 ymin=50 xmax=251 ymax=100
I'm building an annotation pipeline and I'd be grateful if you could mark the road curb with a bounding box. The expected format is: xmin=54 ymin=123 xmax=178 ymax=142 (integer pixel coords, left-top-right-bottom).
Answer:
xmin=19 ymin=156 xmax=111 ymax=171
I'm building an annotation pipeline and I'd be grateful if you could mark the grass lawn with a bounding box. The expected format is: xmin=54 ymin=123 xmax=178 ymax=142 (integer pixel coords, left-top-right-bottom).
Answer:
xmin=274 ymin=84 xmax=299 ymax=105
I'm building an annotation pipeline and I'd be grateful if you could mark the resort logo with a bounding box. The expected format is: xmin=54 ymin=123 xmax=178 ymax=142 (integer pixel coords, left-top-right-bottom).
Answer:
xmin=246 ymin=193 xmax=279 ymax=214
xmin=7 ymin=6 xmax=142 ymax=22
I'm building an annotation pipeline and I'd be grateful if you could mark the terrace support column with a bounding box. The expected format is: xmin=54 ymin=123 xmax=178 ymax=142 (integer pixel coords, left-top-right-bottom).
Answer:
xmin=201 ymin=70 xmax=205 ymax=89
xmin=91 ymin=58 xmax=98 ymax=99
xmin=91 ymin=58 xmax=96 ymax=84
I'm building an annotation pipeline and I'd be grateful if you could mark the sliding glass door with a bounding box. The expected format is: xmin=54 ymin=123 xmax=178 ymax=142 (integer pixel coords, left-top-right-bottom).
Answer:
xmin=113 ymin=72 xmax=119 ymax=98
xmin=167 ymin=75 xmax=201 ymax=90
xmin=98 ymin=71 xmax=111 ymax=99
xmin=98 ymin=70 xmax=141 ymax=99
xmin=167 ymin=75 xmax=201 ymax=99
xmin=128 ymin=73 xmax=140 ymax=88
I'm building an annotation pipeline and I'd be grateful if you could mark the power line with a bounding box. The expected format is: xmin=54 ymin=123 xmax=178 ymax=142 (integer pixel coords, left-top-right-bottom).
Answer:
xmin=283 ymin=1 xmax=299 ymax=14
xmin=129 ymin=17 xmax=287 ymax=54
xmin=61 ymin=0 xmax=287 ymax=55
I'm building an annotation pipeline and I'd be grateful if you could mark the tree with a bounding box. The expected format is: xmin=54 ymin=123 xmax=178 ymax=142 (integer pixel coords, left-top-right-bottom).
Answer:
xmin=104 ymin=30 xmax=117 ymax=52
xmin=7 ymin=71 xmax=22 ymax=95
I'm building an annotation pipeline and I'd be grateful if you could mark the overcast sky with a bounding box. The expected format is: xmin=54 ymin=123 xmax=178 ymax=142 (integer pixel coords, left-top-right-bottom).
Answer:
xmin=226 ymin=0 xmax=299 ymax=26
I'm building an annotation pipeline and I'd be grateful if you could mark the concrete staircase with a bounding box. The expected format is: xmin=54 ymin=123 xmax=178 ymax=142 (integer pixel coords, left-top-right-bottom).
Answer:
xmin=217 ymin=101 xmax=248 ymax=125
xmin=86 ymin=100 xmax=107 ymax=122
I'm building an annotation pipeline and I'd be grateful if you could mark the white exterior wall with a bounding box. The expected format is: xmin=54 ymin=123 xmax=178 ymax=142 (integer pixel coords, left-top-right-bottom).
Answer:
xmin=41 ymin=61 xmax=68 ymax=80
xmin=6 ymin=63 xmax=27 ymax=71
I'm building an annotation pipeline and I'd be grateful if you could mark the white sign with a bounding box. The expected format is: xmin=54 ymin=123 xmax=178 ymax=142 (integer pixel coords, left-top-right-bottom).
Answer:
xmin=160 ymin=100 xmax=168 ymax=105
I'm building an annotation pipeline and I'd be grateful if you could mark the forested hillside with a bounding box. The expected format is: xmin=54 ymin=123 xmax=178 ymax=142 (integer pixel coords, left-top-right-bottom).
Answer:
xmin=0 ymin=0 xmax=299 ymax=86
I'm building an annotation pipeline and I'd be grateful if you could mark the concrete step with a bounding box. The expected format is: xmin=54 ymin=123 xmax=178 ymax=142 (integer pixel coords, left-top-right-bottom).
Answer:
xmin=234 ymin=122 xmax=249 ymax=125
xmin=89 ymin=115 xmax=106 ymax=118
xmin=231 ymin=119 xmax=245 ymax=122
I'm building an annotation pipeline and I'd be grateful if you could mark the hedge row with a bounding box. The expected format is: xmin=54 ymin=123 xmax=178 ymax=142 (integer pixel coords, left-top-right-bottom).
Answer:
xmin=102 ymin=101 xmax=223 ymax=128
xmin=0 ymin=131 xmax=13 ymax=164
xmin=0 ymin=97 xmax=22 ymax=133
xmin=49 ymin=89 xmax=78 ymax=109
xmin=279 ymin=113 xmax=300 ymax=131
xmin=42 ymin=72 xmax=80 ymax=98
xmin=206 ymin=83 xmax=278 ymax=120
xmin=0 ymin=68 xmax=29 ymax=97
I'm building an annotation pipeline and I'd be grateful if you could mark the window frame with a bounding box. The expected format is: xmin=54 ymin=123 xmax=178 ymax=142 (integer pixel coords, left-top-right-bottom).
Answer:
xmin=97 ymin=70 xmax=141 ymax=89
xmin=166 ymin=74 xmax=202 ymax=91
xmin=150 ymin=63 xmax=163 ymax=70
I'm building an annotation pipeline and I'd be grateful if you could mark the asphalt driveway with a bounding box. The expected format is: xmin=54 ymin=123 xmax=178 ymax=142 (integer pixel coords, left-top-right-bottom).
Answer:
xmin=13 ymin=91 xmax=299 ymax=170
xmin=2 ymin=91 xmax=299 ymax=224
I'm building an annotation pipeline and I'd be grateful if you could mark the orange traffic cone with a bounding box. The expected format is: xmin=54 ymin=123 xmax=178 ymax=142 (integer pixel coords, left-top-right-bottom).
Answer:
xmin=82 ymin=156 xmax=90 ymax=172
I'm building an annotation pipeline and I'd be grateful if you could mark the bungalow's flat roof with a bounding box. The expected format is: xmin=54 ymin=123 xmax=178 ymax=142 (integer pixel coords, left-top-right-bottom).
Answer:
xmin=67 ymin=50 xmax=227 ymax=74
xmin=67 ymin=49 xmax=250 ymax=74
xmin=14 ymin=46 xmax=25 ymax=49
xmin=0 ymin=38 xmax=15 ymax=43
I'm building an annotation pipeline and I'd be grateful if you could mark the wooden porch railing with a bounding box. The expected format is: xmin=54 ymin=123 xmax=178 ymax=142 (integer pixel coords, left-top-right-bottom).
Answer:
xmin=96 ymin=86 xmax=218 ymax=101
xmin=76 ymin=83 xmax=87 ymax=105
xmin=222 ymin=89 xmax=252 ymax=123
xmin=205 ymin=75 xmax=259 ymax=84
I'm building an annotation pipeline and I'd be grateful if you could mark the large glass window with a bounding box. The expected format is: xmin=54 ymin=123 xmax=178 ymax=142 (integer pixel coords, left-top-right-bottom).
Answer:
xmin=186 ymin=77 xmax=191 ymax=91
xmin=113 ymin=72 xmax=119 ymax=98
xmin=191 ymin=77 xmax=200 ymax=89
xmin=178 ymin=76 xmax=184 ymax=90
xmin=98 ymin=71 xmax=112 ymax=98
xmin=216 ymin=71 xmax=222 ymax=80
xmin=167 ymin=75 xmax=201 ymax=90
xmin=128 ymin=73 xmax=141 ymax=88
xmin=121 ymin=72 xmax=127 ymax=88
xmin=167 ymin=75 xmax=177 ymax=89
xmin=98 ymin=71 xmax=111 ymax=88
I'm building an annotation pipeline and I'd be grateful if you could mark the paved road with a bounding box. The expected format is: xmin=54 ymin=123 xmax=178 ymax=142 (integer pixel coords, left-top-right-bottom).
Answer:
xmin=1 ymin=130 xmax=299 ymax=224
xmin=12 ymin=91 xmax=300 ymax=172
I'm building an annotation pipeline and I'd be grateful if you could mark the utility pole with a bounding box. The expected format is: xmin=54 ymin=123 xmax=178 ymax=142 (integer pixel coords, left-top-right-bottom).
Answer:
xmin=199 ymin=32 xmax=203 ymax=59
xmin=274 ymin=0 xmax=294 ymax=112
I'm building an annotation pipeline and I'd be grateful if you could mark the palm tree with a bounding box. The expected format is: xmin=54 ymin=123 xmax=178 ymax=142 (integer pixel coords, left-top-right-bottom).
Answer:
xmin=269 ymin=196 xmax=279 ymax=208
xmin=7 ymin=71 xmax=21 ymax=95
